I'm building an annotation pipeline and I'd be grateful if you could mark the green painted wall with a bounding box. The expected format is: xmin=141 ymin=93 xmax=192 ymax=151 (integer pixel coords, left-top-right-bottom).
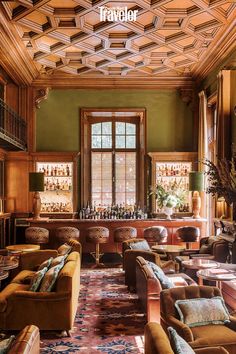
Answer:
xmin=36 ymin=89 xmax=194 ymax=152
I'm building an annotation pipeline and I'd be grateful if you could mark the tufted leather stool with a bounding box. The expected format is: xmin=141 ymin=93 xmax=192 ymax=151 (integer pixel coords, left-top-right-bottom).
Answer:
xmin=114 ymin=226 xmax=137 ymax=256
xmin=176 ymin=226 xmax=200 ymax=249
xmin=55 ymin=227 xmax=80 ymax=247
xmin=86 ymin=226 xmax=109 ymax=267
xmin=143 ymin=226 xmax=168 ymax=246
xmin=25 ymin=227 xmax=49 ymax=249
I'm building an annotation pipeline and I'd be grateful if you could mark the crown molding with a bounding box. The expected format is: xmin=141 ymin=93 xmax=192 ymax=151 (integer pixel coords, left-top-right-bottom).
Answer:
xmin=0 ymin=8 xmax=38 ymax=85
xmin=32 ymin=75 xmax=194 ymax=89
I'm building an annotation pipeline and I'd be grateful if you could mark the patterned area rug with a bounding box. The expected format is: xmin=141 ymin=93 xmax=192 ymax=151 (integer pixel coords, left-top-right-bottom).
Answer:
xmin=40 ymin=268 xmax=145 ymax=353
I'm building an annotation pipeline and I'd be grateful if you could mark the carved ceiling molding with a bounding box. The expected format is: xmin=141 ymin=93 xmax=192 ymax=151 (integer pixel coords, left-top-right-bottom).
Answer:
xmin=32 ymin=76 xmax=194 ymax=89
xmin=35 ymin=87 xmax=50 ymax=108
xmin=0 ymin=1 xmax=235 ymax=86
xmin=0 ymin=9 xmax=38 ymax=85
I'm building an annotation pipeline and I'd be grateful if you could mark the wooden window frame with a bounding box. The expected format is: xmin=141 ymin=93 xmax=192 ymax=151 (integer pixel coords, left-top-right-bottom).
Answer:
xmin=80 ymin=108 xmax=146 ymax=208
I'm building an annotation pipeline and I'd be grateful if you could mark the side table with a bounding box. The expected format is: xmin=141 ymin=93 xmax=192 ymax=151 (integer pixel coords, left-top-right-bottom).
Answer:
xmin=197 ymin=268 xmax=236 ymax=290
xmin=6 ymin=244 xmax=40 ymax=255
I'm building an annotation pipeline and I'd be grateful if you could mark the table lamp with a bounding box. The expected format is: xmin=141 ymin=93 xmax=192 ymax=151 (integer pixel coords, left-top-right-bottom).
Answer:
xmin=189 ymin=171 xmax=204 ymax=219
xmin=29 ymin=172 xmax=44 ymax=219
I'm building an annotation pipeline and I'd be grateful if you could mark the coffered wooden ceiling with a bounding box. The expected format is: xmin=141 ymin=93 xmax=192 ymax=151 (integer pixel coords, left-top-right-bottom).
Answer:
xmin=0 ymin=0 xmax=236 ymax=86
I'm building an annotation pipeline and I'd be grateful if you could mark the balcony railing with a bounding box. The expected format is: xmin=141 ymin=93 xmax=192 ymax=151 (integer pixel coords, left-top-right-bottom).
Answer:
xmin=0 ymin=98 xmax=27 ymax=151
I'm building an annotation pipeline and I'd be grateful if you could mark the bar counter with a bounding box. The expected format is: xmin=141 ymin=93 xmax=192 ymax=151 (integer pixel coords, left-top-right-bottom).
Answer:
xmin=26 ymin=218 xmax=207 ymax=253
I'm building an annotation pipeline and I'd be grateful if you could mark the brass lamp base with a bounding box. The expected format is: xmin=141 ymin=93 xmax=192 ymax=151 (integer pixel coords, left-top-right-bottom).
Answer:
xmin=32 ymin=191 xmax=41 ymax=219
xmin=192 ymin=191 xmax=201 ymax=219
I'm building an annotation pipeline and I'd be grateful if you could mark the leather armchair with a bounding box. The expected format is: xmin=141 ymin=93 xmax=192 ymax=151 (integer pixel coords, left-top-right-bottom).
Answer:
xmin=8 ymin=325 xmax=40 ymax=354
xmin=145 ymin=322 xmax=229 ymax=354
xmin=124 ymin=248 xmax=176 ymax=292
xmin=136 ymin=256 xmax=196 ymax=323
xmin=160 ymin=285 xmax=236 ymax=354
xmin=176 ymin=236 xmax=229 ymax=272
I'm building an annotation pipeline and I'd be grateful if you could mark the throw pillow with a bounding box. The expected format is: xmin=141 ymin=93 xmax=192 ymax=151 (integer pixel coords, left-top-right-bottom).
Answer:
xmin=49 ymin=255 xmax=65 ymax=268
xmin=129 ymin=240 xmax=151 ymax=251
xmin=29 ymin=267 xmax=48 ymax=292
xmin=0 ymin=335 xmax=15 ymax=354
xmin=168 ymin=327 xmax=195 ymax=354
xmin=57 ymin=243 xmax=72 ymax=256
xmin=147 ymin=261 xmax=174 ymax=289
xmin=175 ymin=296 xmax=230 ymax=327
xmin=39 ymin=263 xmax=64 ymax=292
xmin=38 ymin=257 xmax=54 ymax=271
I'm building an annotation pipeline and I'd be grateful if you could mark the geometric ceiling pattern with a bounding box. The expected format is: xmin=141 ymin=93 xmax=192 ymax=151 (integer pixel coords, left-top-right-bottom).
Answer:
xmin=1 ymin=0 xmax=236 ymax=77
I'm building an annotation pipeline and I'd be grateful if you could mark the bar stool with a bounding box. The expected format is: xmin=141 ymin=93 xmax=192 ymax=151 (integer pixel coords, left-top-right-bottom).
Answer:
xmin=55 ymin=227 xmax=80 ymax=246
xmin=114 ymin=226 xmax=137 ymax=256
xmin=143 ymin=226 xmax=168 ymax=246
xmin=86 ymin=226 xmax=109 ymax=267
xmin=25 ymin=227 xmax=49 ymax=249
xmin=176 ymin=226 xmax=200 ymax=250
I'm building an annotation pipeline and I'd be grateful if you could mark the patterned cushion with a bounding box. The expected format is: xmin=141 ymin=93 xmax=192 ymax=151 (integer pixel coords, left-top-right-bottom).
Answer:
xmin=29 ymin=267 xmax=48 ymax=292
xmin=38 ymin=257 xmax=54 ymax=271
xmin=147 ymin=261 xmax=174 ymax=289
xmin=129 ymin=240 xmax=151 ymax=251
xmin=0 ymin=335 xmax=15 ymax=354
xmin=57 ymin=243 xmax=72 ymax=256
xmin=175 ymin=296 xmax=230 ymax=327
xmin=168 ymin=327 xmax=195 ymax=354
xmin=50 ymin=255 xmax=65 ymax=268
xmin=39 ymin=263 xmax=64 ymax=292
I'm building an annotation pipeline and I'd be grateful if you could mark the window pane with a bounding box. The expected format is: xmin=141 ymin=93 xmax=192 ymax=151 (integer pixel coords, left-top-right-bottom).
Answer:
xmin=92 ymin=123 xmax=101 ymax=135
xmin=126 ymin=135 xmax=136 ymax=148
xmin=102 ymin=122 xmax=112 ymax=134
xmin=116 ymin=122 xmax=125 ymax=134
xmin=126 ymin=123 xmax=136 ymax=134
xmin=92 ymin=152 xmax=112 ymax=207
xmin=115 ymin=152 xmax=136 ymax=205
xmin=92 ymin=135 xmax=101 ymax=148
xmin=116 ymin=135 xmax=125 ymax=148
xmin=102 ymin=135 xmax=112 ymax=148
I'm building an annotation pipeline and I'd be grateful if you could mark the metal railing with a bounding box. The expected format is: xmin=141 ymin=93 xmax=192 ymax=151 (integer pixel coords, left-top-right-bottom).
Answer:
xmin=0 ymin=98 xmax=27 ymax=150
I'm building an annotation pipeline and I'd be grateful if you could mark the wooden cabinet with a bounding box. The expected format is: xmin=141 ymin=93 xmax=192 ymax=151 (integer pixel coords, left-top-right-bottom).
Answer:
xmin=0 ymin=213 xmax=11 ymax=247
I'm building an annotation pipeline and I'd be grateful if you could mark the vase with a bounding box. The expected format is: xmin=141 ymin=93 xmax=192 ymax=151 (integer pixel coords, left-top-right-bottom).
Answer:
xmin=163 ymin=207 xmax=173 ymax=220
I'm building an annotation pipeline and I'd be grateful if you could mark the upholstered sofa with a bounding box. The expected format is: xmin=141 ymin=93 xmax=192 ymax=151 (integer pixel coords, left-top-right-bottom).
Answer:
xmin=160 ymin=285 xmax=236 ymax=354
xmin=145 ymin=322 xmax=229 ymax=354
xmin=8 ymin=325 xmax=40 ymax=354
xmin=0 ymin=247 xmax=81 ymax=334
xmin=136 ymin=256 xmax=196 ymax=322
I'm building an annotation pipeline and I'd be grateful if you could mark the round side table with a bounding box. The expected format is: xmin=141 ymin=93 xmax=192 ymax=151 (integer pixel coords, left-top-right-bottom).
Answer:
xmin=6 ymin=244 xmax=40 ymax=255
xmin=152 ymin=244 xmax=185 ymax=260
xmin=197 ymin=268 xmax=236 ymax=289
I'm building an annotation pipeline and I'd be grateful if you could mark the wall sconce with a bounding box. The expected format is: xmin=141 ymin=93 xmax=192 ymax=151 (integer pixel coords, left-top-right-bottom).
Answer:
xmin=29 ymin=172 xmax=44 ymax=219
xmin=189 ymin=171 xmax=204 ymax=219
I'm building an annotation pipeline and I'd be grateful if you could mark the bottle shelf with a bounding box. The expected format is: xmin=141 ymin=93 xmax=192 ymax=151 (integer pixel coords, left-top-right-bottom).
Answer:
xmin=36 ymin=162 xmax=73 ymax=213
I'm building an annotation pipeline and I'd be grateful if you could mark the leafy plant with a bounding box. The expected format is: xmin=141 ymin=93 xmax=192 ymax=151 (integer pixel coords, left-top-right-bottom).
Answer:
xmin=203 ymin=158 xmax=236 ymax=205
xmin=149 ymin=181 xmax=185 ymax=209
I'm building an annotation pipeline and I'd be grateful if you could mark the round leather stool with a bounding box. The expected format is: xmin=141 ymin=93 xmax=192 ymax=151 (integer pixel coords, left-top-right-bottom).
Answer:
xmin=86 ymin=227 xmax=109 ymax=267
xmin=114 ymin=226 xmax=137 ymax=256
xmin=143 ymin=226 xmax=168 ymax=245
xmin=176 ymin=226 xmax=200 ymax=249
xmin=25 ymin=227 xmax=49 ymax=248
xmin=55 ymin=227 xmax=80 ymax=246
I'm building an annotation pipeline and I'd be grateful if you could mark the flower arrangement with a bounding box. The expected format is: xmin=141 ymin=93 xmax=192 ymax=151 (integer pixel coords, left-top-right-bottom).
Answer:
xmin=150 ymin=182 xmax=185 ymax=210
xmin=203 ymin=158 xmax=236 ymax=205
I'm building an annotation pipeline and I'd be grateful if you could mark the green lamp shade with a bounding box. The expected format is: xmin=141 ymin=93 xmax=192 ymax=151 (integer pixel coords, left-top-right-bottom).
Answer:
xmin=189 ymin=171 xmax=204 ymax=192
xmin=29 ymin=172 xmax=44 ymax=192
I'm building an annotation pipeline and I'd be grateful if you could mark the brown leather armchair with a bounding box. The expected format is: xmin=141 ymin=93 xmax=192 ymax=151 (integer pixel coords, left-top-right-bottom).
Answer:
xmin=145 ymin=322 xmax=229 ymax=354
xmin=176 ymin=236 xmax=230 ymax=272
xmin=160 ymin=285 xmax=236 ymax=354
xmin=8 ymin=325 xmax=40 ymax=354
xmin=124 ymin=246 xmax=176 ymax=291
xmin=136 ymin=256 xmax=196 ymax=323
